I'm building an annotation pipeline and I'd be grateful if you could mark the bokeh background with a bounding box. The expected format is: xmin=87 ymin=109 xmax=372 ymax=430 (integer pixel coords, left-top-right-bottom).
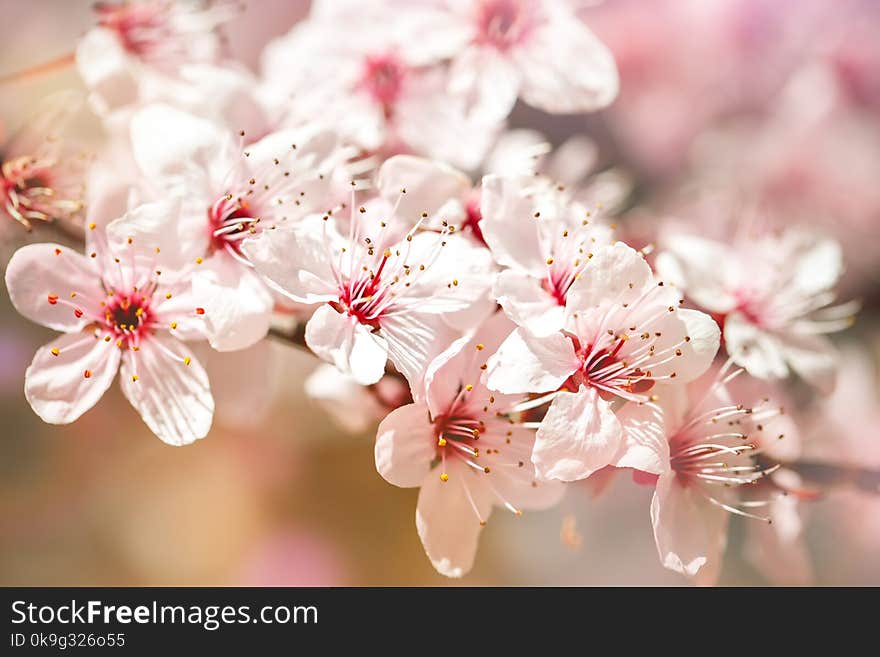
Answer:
xmin=1 ymin=0 xmax=878 ymax=586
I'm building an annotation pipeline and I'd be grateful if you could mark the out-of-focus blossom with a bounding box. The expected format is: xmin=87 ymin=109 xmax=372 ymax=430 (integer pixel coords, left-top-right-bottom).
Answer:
xmin=243 ymin=155 xmax=495 ymax=391
xmin=4 ymin=200 xmax=213 ymax=445
xmin=260 ymin=4 xmax=498 ymax=169
xmin=487 ymin=242 xmax=719 ymax=481
xmin=375 ymin=312 xmax=564 ymax=576
xmin=305 ymin=364 xmax=410 ymax=435
xmin=656 ymin=227 xmax=854 ymax=393
xmin=641 ymin=373 xmax=786 ymax=584
xmin=389 ymin=0 xmax=618 ymax=121
xmin=1 ymin=93 xmax=88 ymax=231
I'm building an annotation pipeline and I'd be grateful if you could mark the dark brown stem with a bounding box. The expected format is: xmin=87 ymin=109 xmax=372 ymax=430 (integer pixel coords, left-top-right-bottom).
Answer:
xmin=779 ymin=459 xmax=880 ymax=495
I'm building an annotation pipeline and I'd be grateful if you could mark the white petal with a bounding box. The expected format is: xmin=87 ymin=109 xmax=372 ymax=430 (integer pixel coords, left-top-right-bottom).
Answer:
xmin=651 ymin=472 xmax=728 ymax=581
xmin=449 ymin=46 xmax=521 ymax=122
xmin=242 ymin=220 xmax=339 ymax=304
xmin=655 ymin=235 xmax=737 ymax=313
xmin=532 ymin=386 xmax=623 ymax=481
xmin=381 ymin=313 xmax=459 ymax=399
xmin=192 ymin=255 xmax=274 ymax=351
xmin=5 ymin=244 xmax=103 ymax=332
xmin=613 ymin=401 xmax=669 ymax=475
xmin=485 ymin=327 xmax=579 ymax=394
xmin=565 ymin=242 xmax=654 ymax=313
xmin=119 ymin=336 xmax=214 ymax=446
xmin=377 ymin=155 xmax=470 ymax=224
xmin=479 ymin=174 xmax=546 ymax=276
xmin=25 ymin=332 xmax=120 ymax=424
xmin=493 ymin=268 xmax=564 ymax=336
xmin=515 ymin=16 xmax=618 ymax=113
xmin=668 ymin=308 xmax=721 ymax=383
xmin=724 ymin=314 xmax=789 ymax=380
xmin=305 ymin=305 xmax=388 ymax=386
xmin=415 ymin=463 xmax=494 ymax=578
xmin=105 ymin=198 xmax=202 ymax=271
xmin=75 ymin=27 xmax=138 ymax=114
xmin=780 ymin=333 xmax=837 ymax=394
xmin=374 ymin=403 xmax=436 ymax=488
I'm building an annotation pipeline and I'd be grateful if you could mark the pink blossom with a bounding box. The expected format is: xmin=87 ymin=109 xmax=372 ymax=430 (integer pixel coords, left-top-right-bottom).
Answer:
xmin=656 ymin=227 xmax=855 ymax=392
xmin=4 ymin=200 xmax=214 ymax=445
xmin=243 ymin=156 xmax=495 ymax=391
xmin=486 ymin=242 xmax=720 ymax=481
xmin=375 ymin=313 xmax=564 ymax=577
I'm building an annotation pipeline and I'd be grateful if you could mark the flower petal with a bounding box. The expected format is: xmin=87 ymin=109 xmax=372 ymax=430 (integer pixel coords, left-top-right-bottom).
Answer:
xmin=532 ymin=386 xmax=623 ymax=481
xmin=485 ymin=327 xmax=579 ymax=394
xmin=724 ymin=314 xmax=789 ymax=380
xmin=565 ymin=242 xmax=654 ymax=313
xmin=192 ymin=254 xmax=274 ymax=351
xmin=613 ymin=401 xmax=669 ymax=475
xmin=119 ymin=336 xmax=214 ymax=446
xmin=479 ymin=174 xmax=546 ymax=276
xmin=25 ymin=331 xmax=120 ymax=424
xmin=5 ymin=243 xmax=103 ymax=332
xmin=493 ymin=268 xmax=565 ymax=336
xmin=780 ymin=332 xmax=837 ymax=394
xmin=650 ymin=471 xmax=728 ymax=582
xmin=305 ymin=305 xmax=388 ymax=386
xmin=375 ymin=403 xmax=436 ymax=488
xmin=377 ymin=155 xmax=470 ymax=225
xmin=415 ymin=463 xmax=494 ymax=578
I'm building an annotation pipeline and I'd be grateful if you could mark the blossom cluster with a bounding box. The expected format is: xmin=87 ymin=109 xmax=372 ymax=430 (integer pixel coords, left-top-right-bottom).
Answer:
xmin=0 ymin=1 xmax=865 ymax=584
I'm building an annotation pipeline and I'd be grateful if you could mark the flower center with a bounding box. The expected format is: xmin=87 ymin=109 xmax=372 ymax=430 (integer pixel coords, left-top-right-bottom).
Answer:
xmin=96 ymin=1 xmax=169 ymax=58
xmin=360 ymin=53 xmax=406 ymax=112
xmin=102 ymin=290 xmax=154 ymax=345
xmin=476 ymin=0 xmax=534 ymax=50
xmin=208 ymin=194 xmax=259 ymax=259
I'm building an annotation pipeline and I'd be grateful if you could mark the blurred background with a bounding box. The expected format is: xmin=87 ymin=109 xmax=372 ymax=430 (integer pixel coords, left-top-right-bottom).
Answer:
xmin=0 ymin=0 xmax=878 ymax=586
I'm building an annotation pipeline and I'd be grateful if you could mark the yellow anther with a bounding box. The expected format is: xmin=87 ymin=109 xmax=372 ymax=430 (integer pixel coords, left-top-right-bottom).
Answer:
xmin=50 ymin=348 xmax=60 ymax=357
xmin=437 ymin=437 xmax=447 ymax=447
xmin=440 ymin=473 xmax=449 ymax=482
xmin=183 ymin=357 xmax=191 ymax=366
xmin=170 ymin=322 xmax=178 ymax=329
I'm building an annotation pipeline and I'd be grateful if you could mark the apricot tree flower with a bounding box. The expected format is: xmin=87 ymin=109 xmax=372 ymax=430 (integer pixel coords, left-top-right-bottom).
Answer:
xmin=656 ymin=228 xmax=856 ymax=392
xmin=479 ymin=173 xmax=613 ymax=336
xmin=396 ymin=0 xmax=619 ymax=120
xmin=243 ymin=156 xmax=495 ymax=390
xmin=76 ymin=0 xmax=238 ymax=115
xmin=4 ymin=200 xmax=213 ymax=445
xmin=638 ymin=372 xmax=788 ymax=585
xmin=127 ymin=104 xmax=349 ymax=351
xmin=486 ymin=242 xmax=720 ymax=481
xmin=375 ymin=313 xmax=564 ymax=576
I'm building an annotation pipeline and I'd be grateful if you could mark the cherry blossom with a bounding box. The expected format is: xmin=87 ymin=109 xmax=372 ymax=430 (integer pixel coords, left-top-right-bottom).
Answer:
xmin=486 ymin=242 xmax=720 ymax=481
xmin=656 ymin=228 xmax=856 ymax=393
xmin=4 ymin=200 xmax=213 ymax=445
xmin=243 ymin=156 xmax=495 ymax=391
xmin=375 ymin=313 xmax=564 ymax=576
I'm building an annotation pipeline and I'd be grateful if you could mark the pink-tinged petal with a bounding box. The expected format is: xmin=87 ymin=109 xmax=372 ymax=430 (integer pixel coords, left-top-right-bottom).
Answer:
xmin=377 ymin=155 xmax=470 ymax=224
xmin=655 ymin=236 xmax=737 ymax=313
xmin=724 ymin=314 xmax=789 ymax=380
xmin=75 ymin=27 xmax=137 ymax=114
xmin=192 ymin=255 xmax=274 ymax=352
xmin=789 ymin=233 xmax=843 ymax=298
xmin=25 ymin=332 xmax=120 ymax=424
xmin=485 ymin=327 xmax=579 ymax=394
xmin=479 ymin=174 xmax=545 ymax=276
xmin=5 ymin=244 xmax=103 ymax=332
xmin=415 ymin=463 xmax=494 ymax=578
xmin=565 ymin=242 xmax=654 ymax=313
xmin=650 ymin=308 xmax=720 ymax=383
xmin=514 ymin=16 xmax=618 ymax=113
xmin=119 ymin=336 xmax=213 ymax=446
xmin=375 ymin=403 xmax=436 ymax=488
xmin=242 ymin=220 xmax=339 ymax=305
xmin=130 ymin=104 xmax=227 ymax=179
xmin=305 ymin=305 xmax=388 ymax=386
xmin=493 ymin=268 xmax=564 ymax=337
xmin=381 ymin=313 xmax=460 ymax=400
xmin=106 ymin=198 xmax=201 ymax=271
xmin=425 ymin=313 xmax=515 ymax=418
xmin=780 ymin=333 xmax=837 ymax=394
xmin=449 ymin=46 xmax=521 ymax=122
xmin=650 ymin=471 xmax=728 ymax=582
xmin=613 ymin=401 xmax=669 ymax=475
xmin=533 ymin=386 xmax=623 ymax=481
